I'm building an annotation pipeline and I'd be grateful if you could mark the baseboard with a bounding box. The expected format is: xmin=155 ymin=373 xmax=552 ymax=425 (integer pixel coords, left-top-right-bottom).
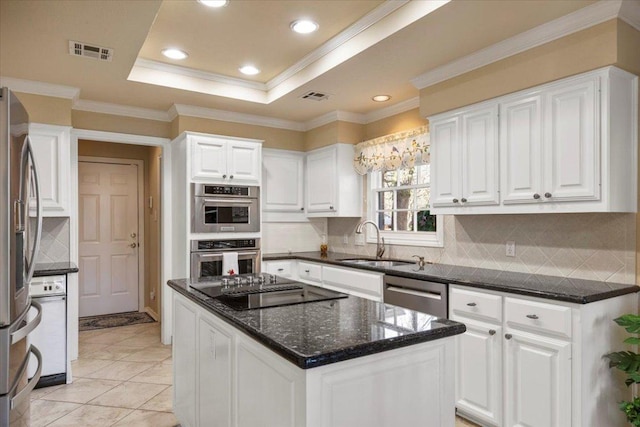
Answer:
xmin=145 ymin=306 xmax=159 ymax=321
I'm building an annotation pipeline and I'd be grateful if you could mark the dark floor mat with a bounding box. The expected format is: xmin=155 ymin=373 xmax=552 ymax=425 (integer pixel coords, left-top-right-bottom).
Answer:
xmin=79 ymin=311 xmax=156 ymax=331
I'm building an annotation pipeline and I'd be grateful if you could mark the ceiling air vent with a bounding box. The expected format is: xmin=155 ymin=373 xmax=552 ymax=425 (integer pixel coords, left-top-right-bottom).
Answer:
xmin=300 ymin=91 xmax=330 ymax=101
xmin=69 ymin=41 xmax=113 ymax=62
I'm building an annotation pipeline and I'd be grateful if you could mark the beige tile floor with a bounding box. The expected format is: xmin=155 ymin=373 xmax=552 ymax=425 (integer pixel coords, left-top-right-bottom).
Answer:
xmin=30 ymin=320 xmax=479 ymax=427
xmin=30 ymin=322 xmax=178 ymax=427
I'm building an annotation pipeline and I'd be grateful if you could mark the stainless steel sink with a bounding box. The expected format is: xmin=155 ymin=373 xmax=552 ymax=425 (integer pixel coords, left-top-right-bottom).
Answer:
xmin=339 ymin=259 xmax=413 ymax=268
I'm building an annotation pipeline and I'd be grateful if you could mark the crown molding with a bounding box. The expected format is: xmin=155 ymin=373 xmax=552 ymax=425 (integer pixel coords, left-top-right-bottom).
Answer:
xmin=0 ymin=76 xmax=80 ymax=100
xmin=265 ymin=0 xmax=409 ymax=91
xmin=411 ymin=0 xmax=626 ymax=89
xmin=619 ymin=0 xmax=640 ymax=31
xmin=73 ymin=99 xmax=170 ymax=122
xmin=364 ymin=97 xmax=420 ymax=123
xmin=172 ymin=104 xmax=305 ymax=131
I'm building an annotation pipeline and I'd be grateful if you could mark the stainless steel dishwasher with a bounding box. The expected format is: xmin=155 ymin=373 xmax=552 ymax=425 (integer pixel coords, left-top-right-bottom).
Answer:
xmin=383 ymin=275 xmax=448 ymax=318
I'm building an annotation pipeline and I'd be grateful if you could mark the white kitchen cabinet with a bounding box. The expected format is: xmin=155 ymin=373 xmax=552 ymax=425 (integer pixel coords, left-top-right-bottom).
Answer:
xmin=430 ymin=104 xmax=499 ymax=208
xmin=450 ymin=284 xmax=634 ymax=427
xmin=431 ymin=66 xmax=637 ymax=214
xmin=188 ymin=133 xmax=262 ymax=185
xmin=305 ymin=144 xmax=362 ymax=217
xmin=198 ymin=313 xmax=232 ymax=427
xmin=322 ymin=265 xmax=383 ymax=302
xmin=173 ymin=296 xmax=198 ymax=427
xmin=262 ymin=149 xmax=305 ymax=221
xmin=262 ymin=260 xmax=296 ymax=278
xmin=28 ymin=123 xmax=71 ymax=216
xmin=297 ymin=261 xmax=322 ymax=285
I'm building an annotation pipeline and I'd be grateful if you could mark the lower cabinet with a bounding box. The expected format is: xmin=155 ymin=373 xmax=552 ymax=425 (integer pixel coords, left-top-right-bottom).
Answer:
xmin=173 ymin=296 xmax=197 ymax=427
xmin=450 ymin=285 xmax=633 ymax=427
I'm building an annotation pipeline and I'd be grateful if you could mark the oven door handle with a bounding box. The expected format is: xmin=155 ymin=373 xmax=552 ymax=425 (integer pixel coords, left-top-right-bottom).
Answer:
xmin=385 ymin=285 xmax=442 ymax=300
xmin=10 ymin=300 xmax=42 ymax=344
xmin=195 ymin=251 xmax=259 ymax=258
xmin=202 ymin=198 xmax=254 ymax=205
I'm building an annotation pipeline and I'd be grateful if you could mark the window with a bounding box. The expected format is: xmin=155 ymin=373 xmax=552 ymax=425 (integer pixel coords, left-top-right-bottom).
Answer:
xmin=368 ymin=164 xmax=443 ymax=247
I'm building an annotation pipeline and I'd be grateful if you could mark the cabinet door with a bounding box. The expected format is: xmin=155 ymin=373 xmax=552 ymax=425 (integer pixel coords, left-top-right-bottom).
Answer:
xmin=227 ymin=141 xmax=261 ymax=185
xmin=306 ymin=147 xmax=336 ymax=213
xmin=500 ymin=94 xmax=543 ymax=204
xmin=262 ymin=260 xmax=295 ymax=278
xmin=173 ymin=296 xmax=198 ymax=427
xmin=191 ymin=136 xmax=227 ymax=181
xmin=29 ymin=124 xmax=71 ymax=216
xmin=430 ymin=116 xmax=461 ymax=207
xmin=262 ymin=150 xmax=304 ymax=212
xmin=504 ymin=329 xmax=571 ymax=427
xmin=544 ymin=76 xmax=599 ymax=202
xmin=451 ymin=316 xmax=502 ymax=427
xmin=461 ymin=105 xmax=499 ymax=206
xmin=198 ymin=315 xmax=232 ymax=427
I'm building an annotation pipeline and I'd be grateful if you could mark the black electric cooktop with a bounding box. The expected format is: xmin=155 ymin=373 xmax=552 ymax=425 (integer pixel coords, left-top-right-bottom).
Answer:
xmin=189 ymin=273 xmax=348 ymax=310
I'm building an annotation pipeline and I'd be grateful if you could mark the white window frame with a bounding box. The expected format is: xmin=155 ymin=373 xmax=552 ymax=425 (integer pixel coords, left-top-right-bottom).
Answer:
xmin=367 ymin=169 xmax=444 ymax=248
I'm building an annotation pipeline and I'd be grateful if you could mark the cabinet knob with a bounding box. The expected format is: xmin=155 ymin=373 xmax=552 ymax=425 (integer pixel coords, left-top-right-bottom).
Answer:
xmin=222 ymin=174 xmax=227 ymax=179
xmin=329 ymin=205 xmax=334 ymax=210
xmin=533 ymin=193 xmax=541 ymax=199
xmin=526 ymin=314 xmax=539 ymax=320
xmin=489 ymin=329 xmax=496 ymax=336
xmin=304 ymin=269 xmax=310 ymax=273
xmin=452 ymin=198 xmax=459 ymax=203
xmin=505 ymin=334 xmax=512 ymax=340
xmin=300 ymin=207 xmax=304 ymax=211
xmin=544 ymin=192 xmax=552 ymax=198
xmin=466 ymin=302 xmax=477 ymax=307
xmin=461 ymin=198 xmax=467 ymax=203
xmin=230 ymin=175 xmax=234 ymax=179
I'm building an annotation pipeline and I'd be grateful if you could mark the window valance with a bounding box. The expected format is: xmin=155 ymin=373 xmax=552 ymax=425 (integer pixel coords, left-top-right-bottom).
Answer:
xmin=353 ymin=125 xmax=429 ymax=175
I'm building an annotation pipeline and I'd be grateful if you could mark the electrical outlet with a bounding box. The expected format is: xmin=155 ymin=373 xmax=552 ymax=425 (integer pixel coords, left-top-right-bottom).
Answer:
xmin=505 ymin=241 xmax=516 ymax=257
xmin=343 ymin=234 xmax=349 ymax=244
xmin=355 ymin=233 xmax=365 ymax=246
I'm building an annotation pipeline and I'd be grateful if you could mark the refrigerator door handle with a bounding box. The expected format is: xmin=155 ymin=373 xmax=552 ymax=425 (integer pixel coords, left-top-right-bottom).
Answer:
xmin=25 ymin=136 xmax=42 ymax=283
xmin=10 ymin=300 xmax=42 ymax=345
xmin=9 ymin=345 xmax=42 ymax=410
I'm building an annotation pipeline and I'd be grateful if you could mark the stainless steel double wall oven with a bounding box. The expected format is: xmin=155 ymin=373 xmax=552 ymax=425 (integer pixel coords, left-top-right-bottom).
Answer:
xmin=190 ymin=239 xmax=261 ymax=280
xmin=1 ymin=87 xmax=44 ymax=427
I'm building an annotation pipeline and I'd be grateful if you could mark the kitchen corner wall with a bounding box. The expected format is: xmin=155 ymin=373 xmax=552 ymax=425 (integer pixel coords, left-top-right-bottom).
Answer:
xmin=328 ymin=213 xmax=637 ymax=285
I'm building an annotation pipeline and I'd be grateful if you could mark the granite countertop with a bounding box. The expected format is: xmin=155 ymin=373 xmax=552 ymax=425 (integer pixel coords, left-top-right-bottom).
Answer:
xmin=167 ymin=279 xmax=465 ymax=369
xmin=263 ymin=252 xmax=639 ymax=304
xmin=34 ymin=262 xmax=79 ymax=277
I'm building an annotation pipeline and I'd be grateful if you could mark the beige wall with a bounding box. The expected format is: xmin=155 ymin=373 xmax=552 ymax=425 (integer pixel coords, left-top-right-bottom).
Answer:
xmin=419 ymin=19 xmax=619 ymax=117
xmin=175 ymin=116 xmax=305 ymax=151
xmin=73 ymin=110 xmax=171 ymax=138
xmin=78 ymin=140 xmax=162 ymax=314
xmin=14 ymin=93 xmax=72 ymax=126
xmin=337 ymin=121 xmax=365 ymax=144
xmin=364 ymin=108 xmax=427 ymax=140
xmin=304 ymin=121 xmax=339 ymax=151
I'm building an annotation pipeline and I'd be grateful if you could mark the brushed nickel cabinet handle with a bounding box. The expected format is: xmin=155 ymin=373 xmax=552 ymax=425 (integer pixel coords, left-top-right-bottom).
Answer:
xmin=466 ymin=302 xmax=477 ymax=307
xmin=304 ymin=269 xmax=310 ymax=273
xmin=526 ymin=314 xmax=539 ymax=320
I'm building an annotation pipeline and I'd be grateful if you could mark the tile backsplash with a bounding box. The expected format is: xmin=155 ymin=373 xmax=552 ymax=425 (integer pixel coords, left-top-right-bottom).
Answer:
xmin=36 ymin=217 xmax=70 ymax=263
xmin=262 ymin=219 xmax=327 ymax=254
xmin=328 ymin=213 xmax=636 ymax=285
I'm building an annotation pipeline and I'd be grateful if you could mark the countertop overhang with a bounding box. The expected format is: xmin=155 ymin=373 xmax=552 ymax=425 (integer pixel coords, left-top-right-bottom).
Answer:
xmin=33 ymin=262 xmax=79 ymax=277
xmin=263 ymin=252 xmax=639 ymax=304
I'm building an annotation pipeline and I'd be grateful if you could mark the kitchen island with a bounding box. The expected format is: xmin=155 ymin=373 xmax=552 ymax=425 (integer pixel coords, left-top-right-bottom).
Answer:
xmin=167 ymin=277 xmax=465 ymax=427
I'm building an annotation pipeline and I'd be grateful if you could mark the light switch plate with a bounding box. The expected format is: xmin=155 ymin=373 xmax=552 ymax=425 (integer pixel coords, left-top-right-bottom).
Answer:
xmin=355 ymin=233 xmax=365 ymax=246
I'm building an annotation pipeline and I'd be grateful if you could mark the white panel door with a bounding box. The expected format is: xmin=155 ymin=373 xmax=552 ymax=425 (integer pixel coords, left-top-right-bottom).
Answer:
xmin=262 ymin=150 xmax=304 ymax=212
xmin=452 ymin=317 xmax=502 ymax=427
xmin=227 ymin=141 xmax=260 ymax=184
xmin=306 ymin=147 xmax=336 ymax=213
xmin=191 ymin=136 xmax=227 ymax=181
xmin=430 ymin=116 xmax=461 ymax=207
xmin=504 ymin=330 xmax=571 ymax=427
xmin=78 ymin=161 xmax=139 ymax=316
xmin=501 ymin=94 xmax=543 ymax=204
xmin=461 ymin=105 xmax=499 ymax=206
xmin=544 ymin=76 xmax=599 ymax=202
xmin=198 ymin=314 xmax=232 ymax=427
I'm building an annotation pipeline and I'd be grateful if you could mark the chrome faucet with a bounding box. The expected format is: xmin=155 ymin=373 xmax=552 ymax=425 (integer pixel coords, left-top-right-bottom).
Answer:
xmin=355 ymin=220 xmax=385 ymax=259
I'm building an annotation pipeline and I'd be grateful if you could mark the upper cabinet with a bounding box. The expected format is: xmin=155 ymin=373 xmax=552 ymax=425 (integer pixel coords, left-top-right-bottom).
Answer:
xmin=305 ymin=143 xmax=362 ymax=217
xmin=429 ymin=66 xmax=638 ymax=214
xmin=190 ymin=133 xmax=262 ymax=185
xmin=262 ymin=149 xmax=305 ymax=221
xmin=29 ymin=123 xmax=72 ymax=216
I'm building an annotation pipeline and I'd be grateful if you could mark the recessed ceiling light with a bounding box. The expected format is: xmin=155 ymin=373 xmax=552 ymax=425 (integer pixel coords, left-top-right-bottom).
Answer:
xmin=198 ymin=0 xmax=228 ymax=7
xmin=372 ymin=95 xmax=391 ymax=102
xmin=290 ymin=19 xmax=319 ymax=34
xmin=239 ymin=65 xmax=260 ymax=75
xmin=162 ymin=48 xmax=188 ymax=60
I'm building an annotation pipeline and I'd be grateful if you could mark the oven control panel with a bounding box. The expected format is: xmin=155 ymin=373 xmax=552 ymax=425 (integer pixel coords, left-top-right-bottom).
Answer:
xmin=193 ymin=238 xmax=260 ymax=251
xmin=30 ymin=275 xmax=67 ymax=297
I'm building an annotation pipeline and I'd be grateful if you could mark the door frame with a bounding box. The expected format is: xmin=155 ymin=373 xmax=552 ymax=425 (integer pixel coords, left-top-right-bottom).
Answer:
xmin=78 ymin=156 xmax=145 ymax=315
xmin=70 ymin=129 xmax=172 ymax=361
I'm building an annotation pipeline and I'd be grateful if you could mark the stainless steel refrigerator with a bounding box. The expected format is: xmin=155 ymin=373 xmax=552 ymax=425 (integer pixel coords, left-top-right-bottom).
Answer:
xmin=0 ymin=87 xmax=44 ymax=427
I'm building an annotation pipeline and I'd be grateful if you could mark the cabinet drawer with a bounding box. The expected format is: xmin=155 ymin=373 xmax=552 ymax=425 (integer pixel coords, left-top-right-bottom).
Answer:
xmin=505 ymin=297 xmax=572 ymax=339
xmin=263 ymin=261 xmax=294 ymax=277
xmin=450 ymin=287 xmax=502 ymax=323
xmin=297 ymin=262 xmax=322 ymax=283
xmin=322 ymin=266 xmax=383 ymax=301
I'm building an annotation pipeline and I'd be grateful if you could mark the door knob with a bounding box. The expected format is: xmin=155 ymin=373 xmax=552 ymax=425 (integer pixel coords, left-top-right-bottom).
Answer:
xmin=130 ymin=233 xmax=137 ymax=238
xmin=129 ymin=242 xmax=138 ymax=248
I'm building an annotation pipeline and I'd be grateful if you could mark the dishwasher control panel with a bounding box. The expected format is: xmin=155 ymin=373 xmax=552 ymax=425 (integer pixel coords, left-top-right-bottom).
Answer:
xmin=30 ymin=275 xmax=66 ymax=297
